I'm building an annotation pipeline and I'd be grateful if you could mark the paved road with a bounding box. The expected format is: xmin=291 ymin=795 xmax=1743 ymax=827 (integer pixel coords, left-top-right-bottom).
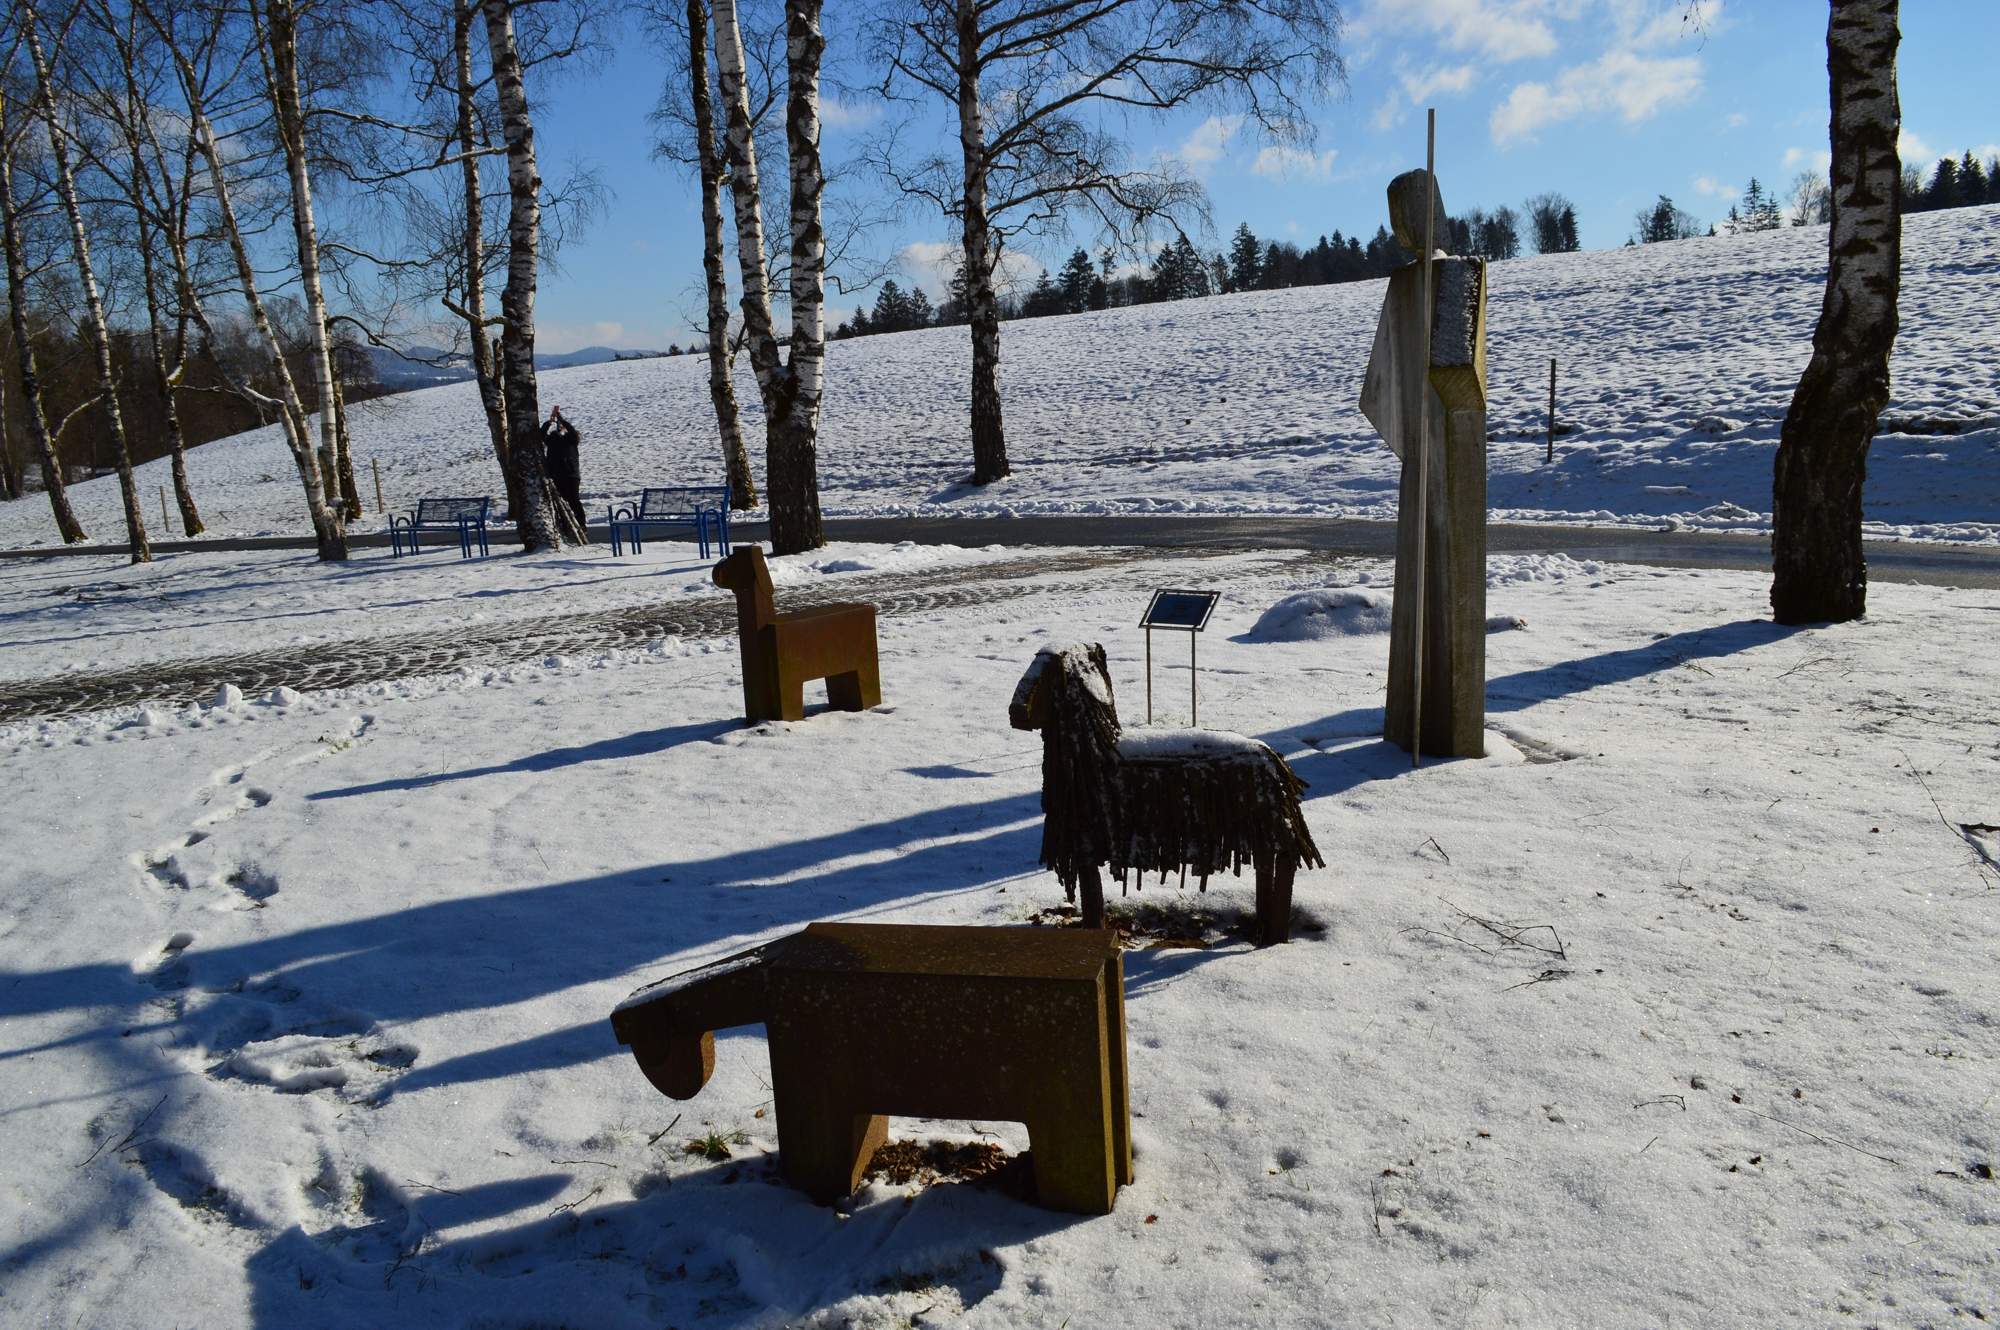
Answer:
xmin=0 ymin=545 xmax=1290 ymax=724
xmin=9 ymin=514 xmax=1996 ymax=589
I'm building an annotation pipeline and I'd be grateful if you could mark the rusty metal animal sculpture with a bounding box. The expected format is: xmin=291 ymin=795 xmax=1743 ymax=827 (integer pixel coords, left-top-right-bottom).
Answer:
xmin=713 ymin=546 xmax=881 ymax=723
xmin=1010 ymin=643 xmax=1323 ymax=944
xmin=610 ymin=921 xmax=1132 ymax=1215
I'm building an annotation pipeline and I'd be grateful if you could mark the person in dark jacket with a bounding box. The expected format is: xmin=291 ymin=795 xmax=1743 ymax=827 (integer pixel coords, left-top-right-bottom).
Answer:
xmin=541 ymin=406 xmax=584 ymax=528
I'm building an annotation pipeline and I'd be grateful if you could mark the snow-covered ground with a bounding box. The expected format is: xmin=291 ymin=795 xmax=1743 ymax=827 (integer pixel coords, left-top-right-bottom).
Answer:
xmin=3 ymin=541 xmax=1996 ymax=1327
xmin=5 ymin=205 xmax=1996 ymax=551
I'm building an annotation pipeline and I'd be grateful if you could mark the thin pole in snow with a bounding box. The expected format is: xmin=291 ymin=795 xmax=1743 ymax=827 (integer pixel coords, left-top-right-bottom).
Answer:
xmin=1146 ymin=625 xmax=1153 ymax=724
xmin=1547 ymin=357 xmax=1557 ymax=464
xmin=1190 ymin=629 xmax=1198 ymax=727
xmin=372 ymin=458 xmax=385 ymax=514
xmin=159 ymin=484 xmax=170 ymax=535
xmin=1410 ymin=109 xmax=1436 ymax=770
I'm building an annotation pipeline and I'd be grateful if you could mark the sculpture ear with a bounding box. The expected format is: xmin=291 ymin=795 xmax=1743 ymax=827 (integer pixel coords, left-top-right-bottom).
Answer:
xmin=711 ymin=552 xmax=739 ymax=589
xmin=634 ymin=1030 xmax=715 ymax=1100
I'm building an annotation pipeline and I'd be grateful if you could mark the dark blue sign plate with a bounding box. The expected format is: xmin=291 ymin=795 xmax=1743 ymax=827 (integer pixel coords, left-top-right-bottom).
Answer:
xmin=1140 ymin=589 xmax=1219 ymax=631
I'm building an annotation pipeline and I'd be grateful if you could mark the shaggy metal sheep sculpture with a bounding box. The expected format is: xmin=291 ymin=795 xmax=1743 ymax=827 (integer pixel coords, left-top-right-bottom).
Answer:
xmin=1010 ymin=643 xmax=1323 ymax=945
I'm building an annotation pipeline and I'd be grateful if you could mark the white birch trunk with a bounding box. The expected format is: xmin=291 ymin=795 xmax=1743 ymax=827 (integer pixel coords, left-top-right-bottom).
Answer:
xmin=0 ymin=118 xmax=83 ymax=543
xmin=1771 ymin=0 xmax=1901 ymax=624
xmin=480 ymin=0 xmax=566 ymax=552
xmin=711 ymin=0 xmax=781 ymax=412
xmin=769 ymin=0 xmax=824 ymax=552
xmin=688 ymin=0 xmax=756 ymax=510
xmin=188 ymin=94 xmax=346 ymax=560
xmin=263 ymin=0 xmax=353 ymax=525
xmin=24 ymin=2 xmax=147 ymax=561
xmin=455 ymin=0 xmax=518 ymax=522
xmin=954 ymin=0 xmax=1008 ymax=484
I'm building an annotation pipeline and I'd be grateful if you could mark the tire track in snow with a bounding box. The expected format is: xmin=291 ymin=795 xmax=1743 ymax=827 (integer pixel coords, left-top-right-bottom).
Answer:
xmin=0 ymin=547 xmax=1297 ymax=722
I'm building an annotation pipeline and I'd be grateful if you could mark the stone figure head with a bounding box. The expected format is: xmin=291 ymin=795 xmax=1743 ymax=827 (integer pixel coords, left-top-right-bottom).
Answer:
xmin=1387 ymin=169 xmax=1452 ymax=254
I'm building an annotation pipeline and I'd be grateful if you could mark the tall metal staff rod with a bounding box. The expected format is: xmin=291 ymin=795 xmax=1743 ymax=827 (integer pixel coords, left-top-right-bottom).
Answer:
xmin=1409 ymin=109 xmax=1437 ymax=770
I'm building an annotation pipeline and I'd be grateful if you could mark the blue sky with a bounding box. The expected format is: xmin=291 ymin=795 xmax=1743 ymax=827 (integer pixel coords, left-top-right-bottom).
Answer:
xmin=524 ymin=1 xmax=1998 ymax=353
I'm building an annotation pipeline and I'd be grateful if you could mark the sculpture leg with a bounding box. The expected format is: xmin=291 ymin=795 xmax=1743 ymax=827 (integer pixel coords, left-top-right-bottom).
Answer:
xmin=1023 ymin=1113 xmax=1118 ymax=1215
xmin=824 ymin=669 xmax=866 ymax=711
xmin=777 ymin=673 xmax=808 ymax=723
xmin=1080 ymin=866 xmax=1106 ymax=930
xmin=774 ymin=1099 xmax=888 ymax=1205
xmin=1105 ymin=952 xmax=1133 ymax=1185
xmin=1254 ymin=854 xmax=1295 ymax=947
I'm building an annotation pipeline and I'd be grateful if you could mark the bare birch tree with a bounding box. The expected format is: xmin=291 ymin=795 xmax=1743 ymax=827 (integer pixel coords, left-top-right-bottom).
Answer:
xmin=865 ymin=0 xmax=1342 ymax=484
xmin=673 ymin=0 xmax=755 ymax=509
xmin=478 ymin=0 xmax=569 ymax=552
xmin=260 ymin=0 xmax=353 ymax=519
xmin=712 ymin=0 xmax=824 ymax=553
xmin=23 ymin=0 xmax=147 ymax=559
xmin=150 ymin=0 xmax=348 ymax=560
xmin=0 ymin=45 xmax=84 ymax=541
xmin=78 ymin=0 xmax=203 ymax=532
xmin=1770 ymin=0 xmax=1901 ymax=624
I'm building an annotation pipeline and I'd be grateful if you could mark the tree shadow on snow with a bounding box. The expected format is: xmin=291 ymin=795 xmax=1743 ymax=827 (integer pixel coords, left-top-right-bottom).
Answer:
xmin=306 ymin=718 xmax=741 ymax=799
xmin=0 ymin=793 xmax=1047 ymax=1099
xmin=1268 ymin=618 xmax=1802 ymax=800
xmin=1483 ymin=617 xmax=1801 ymax=713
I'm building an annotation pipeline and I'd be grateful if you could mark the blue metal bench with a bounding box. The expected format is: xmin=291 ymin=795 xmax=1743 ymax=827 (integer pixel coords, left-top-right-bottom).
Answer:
xmin=608 ymin=485 xmax=732 ymax=559
xmin=390 ymin=496 xmax=493 ymax=558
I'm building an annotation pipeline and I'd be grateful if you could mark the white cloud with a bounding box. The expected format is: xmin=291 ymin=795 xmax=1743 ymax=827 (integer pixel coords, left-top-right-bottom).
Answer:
xmin=1692 ymin=175 xmax=1737 ymax=200
xmin=1897 ymin=129 xmax=1933 ymax=164
xmin=1490 ymin=48 xmax=1702 ymax=145
xmin=1374 ymin=61 xmax=1479 ymax=129
xmin=1251 ymin=145 xmax=1340 ymax=183
xmin=1167 ymin=115 xmax=1243 ymax=174
xmin=1781 ymin=146 xmax=1832 ymax=173
xmin=1357 ymin=0 xmax=1559 ymax=62
xmin=1616 ymin=0 xmax=1727 ymax=51
xmin=818 ymin=99 xmax=879 ymax=133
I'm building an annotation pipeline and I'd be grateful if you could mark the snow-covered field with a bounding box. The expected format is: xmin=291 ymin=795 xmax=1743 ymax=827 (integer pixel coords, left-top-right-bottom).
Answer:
xmin=3 ymin=540 xmax=1996 ymax=1327
xmin=5 ymin=205 xmax=1997 ymax=551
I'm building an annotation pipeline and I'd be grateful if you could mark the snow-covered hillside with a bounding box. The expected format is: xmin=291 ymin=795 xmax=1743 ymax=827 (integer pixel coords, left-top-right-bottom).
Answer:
xmin=5 ymin=204 xmax=1997 ymax=550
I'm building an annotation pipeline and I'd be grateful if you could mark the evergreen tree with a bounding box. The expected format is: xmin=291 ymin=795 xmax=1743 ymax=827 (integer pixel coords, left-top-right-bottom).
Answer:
xmin=1525 ymin=193 xmax=1575 ymax=254
xmin=1960 ymin=152 xmax=1990 ymax=206
xmin=1175 ymin=237 xmax=1209 ymax=296
xmin=1058 ymin=248 xmax=1095 ymax=313
xmin=938 ymin=266 xmax=969 ymax=325
xmin=1557 ymin=205 xmax=1580 ymax=252
xmin=1927 ymin=156 xmax=1961 ymax=210
xmin=1635 ymin=195 xmax=1703 ymax=243
xmin=1021 ymin=270 xmax=1065 ymax=318
xmin=907 ymin=285 xmax=935 ymax=328
xmin=1226 ymin=223 xmax=1261 ymax=293
xmin=1480 ymin=206 xmax=1521 ymax=259
xmin=1087 ymin=273 xmax=1109 ymax=310
xmin=1735 ymin=177 xmax=1783 ymax=231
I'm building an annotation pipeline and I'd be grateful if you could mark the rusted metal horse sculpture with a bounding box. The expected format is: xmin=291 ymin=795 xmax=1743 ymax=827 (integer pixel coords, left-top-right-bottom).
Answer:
xmin=610 ymin=921 xmax=1132 ymax=1214
xmin=1010 ymin=643 xmax=1322 ymax=944
xmin=713 ymin=546 xmax=881 ymax=723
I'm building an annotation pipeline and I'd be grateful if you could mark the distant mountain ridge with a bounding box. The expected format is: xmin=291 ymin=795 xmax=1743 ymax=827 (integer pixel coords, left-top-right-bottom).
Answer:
xmin=364 ymin=343 xmax=666 ymax=392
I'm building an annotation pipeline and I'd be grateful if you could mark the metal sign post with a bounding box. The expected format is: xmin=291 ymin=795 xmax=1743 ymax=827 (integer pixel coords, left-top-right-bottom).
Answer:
xmin=1139 ymin=589 xmax=1220 ymax=725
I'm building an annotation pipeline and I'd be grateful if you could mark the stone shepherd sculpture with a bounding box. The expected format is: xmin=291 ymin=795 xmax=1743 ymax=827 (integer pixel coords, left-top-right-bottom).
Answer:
xmin=712 ymin=546 xmax=881 ymax=723
xmin=609 ymin=921 xmax=1132 ymax=1215
xmin=1359 ymin=167 xmax=1491 ymax=758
